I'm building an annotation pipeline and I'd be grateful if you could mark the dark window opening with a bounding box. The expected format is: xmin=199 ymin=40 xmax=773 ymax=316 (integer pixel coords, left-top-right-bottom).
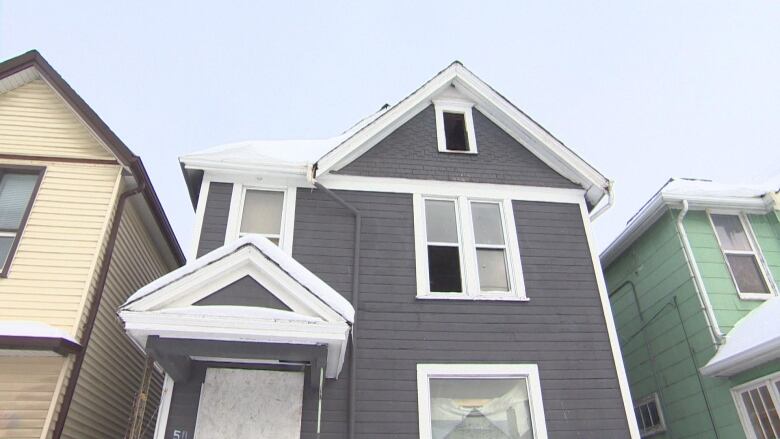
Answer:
xmin=428 ymin=246 xmax=462 ymax=292
xmin=0 ymin=167 xmax=44 ymax=276
xmin=443 ymin=112 xmax=469 ymax=151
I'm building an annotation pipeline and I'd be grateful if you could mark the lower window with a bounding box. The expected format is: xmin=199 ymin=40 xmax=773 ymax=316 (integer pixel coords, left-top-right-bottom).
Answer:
xmin=417 ymin=364 xmax=547 ymax=439
xmin=733 ymin=373 xmax=780 ymax=439
xmin=633 ymin=393 xmax=666 ymax=437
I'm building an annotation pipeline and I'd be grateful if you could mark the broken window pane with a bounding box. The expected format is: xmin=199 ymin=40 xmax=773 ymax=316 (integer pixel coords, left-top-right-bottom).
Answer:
xmin=428 ymin=246 xmax=462 ymax=293
xmin=711 ymin=214 xmax=751 ymax=251
xmin=443 ymin=112 xmax=469 ymax=151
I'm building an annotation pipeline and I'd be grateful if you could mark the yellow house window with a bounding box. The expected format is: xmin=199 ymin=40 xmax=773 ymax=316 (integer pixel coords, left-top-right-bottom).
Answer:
xmin=0 ymin=167 xmax=44 ymax=276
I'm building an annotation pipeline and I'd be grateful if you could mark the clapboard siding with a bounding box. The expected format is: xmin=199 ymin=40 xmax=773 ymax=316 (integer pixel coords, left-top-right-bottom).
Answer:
xmin=0 ymin=159 xmax=121 ymax=332
xmin=195 ymin=275 xmax=290 ymax=309
xmin=336 ymin=105 xmax=578 ymax=189
xmin=292 ymin=189 xmax=630 ymax=438
xmin=196 ymin=182 xmax=232 ymax=257
xmin=61 ymin=201 xmax=172 ymax=439
xmin=0 ymin=356 xmax=65 ymax=439
xmin=0 ymin=79 xmax=114 ymax=160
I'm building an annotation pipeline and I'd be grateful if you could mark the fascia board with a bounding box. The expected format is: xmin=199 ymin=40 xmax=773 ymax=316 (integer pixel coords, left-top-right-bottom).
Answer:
xmin=700 ymin=337 xmax=780 ymax=377
xmin=181 ymin=158 xmax=308 ymax=177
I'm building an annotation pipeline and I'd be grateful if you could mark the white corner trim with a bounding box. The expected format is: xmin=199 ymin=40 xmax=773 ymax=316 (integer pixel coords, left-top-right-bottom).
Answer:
xmin=416 ymin=363 xmax=548 ymax=439
xmin=433 ymin=99 xmax=478 ymax=154
xmin=153 ymin=374 xmax=174 ymax=439
xmin=577 ymin=202 xmax=641 ymax=439
xmin=189 ymin=177 xmax=211 ymax=261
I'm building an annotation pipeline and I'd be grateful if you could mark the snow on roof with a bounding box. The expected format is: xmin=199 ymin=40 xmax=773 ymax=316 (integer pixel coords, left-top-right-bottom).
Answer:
xmin=180 ymin=106 xmax=388 ymax=169
xmin=0 ymin=320 xmax=77 ymax=343
xmin=701 ymin=295 xmax=780 ymax=377
xmin=123 ymin=235 xmax=355 ymax=322
xmin=601 ymin=175 xmax=779 ymax=267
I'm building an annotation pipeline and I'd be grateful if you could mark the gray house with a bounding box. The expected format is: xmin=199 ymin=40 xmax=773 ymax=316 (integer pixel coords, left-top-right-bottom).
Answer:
xmin=119 ymin=62 xmax=639 ymax=439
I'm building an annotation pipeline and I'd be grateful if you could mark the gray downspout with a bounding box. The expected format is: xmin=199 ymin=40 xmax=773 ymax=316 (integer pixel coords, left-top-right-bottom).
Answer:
xmin=313 ymin=182 xmax=361 ymax=439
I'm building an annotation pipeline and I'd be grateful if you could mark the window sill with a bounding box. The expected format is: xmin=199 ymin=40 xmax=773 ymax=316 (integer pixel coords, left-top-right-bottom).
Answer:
xmin=737 ymin=292 xmax=773 ymax=301
xmin=416 ymin=293 xmax=529 ymax=302
xmin=437 ymin=149 xmax=478 ymax=155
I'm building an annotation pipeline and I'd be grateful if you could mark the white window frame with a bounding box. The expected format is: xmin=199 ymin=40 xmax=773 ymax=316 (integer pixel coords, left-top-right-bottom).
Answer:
xmin=731 ymin=371 xmax=780 ymax=439
xmin=416 ymin=363 xmax=548 ymax=439
xmin=413 ymin=194 xmax=527 ymax=301
xmin=707 ymin=211 xmax=776 ymax=300
xmin=434 ymin=99 xmax=478 ymax=154
xmin=633 ymin=393 xmax=666 ymax=437
xmin=225 ymin=183 xmax=297 ymax=255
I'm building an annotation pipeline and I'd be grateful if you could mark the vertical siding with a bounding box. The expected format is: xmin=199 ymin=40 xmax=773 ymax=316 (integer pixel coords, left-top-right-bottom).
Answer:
xmin=0 ymin=356 xmax=65 ymax=439
xmin=0 ymin=159 xmax=121 ymax=332
xmin=61 ymin=201 xmax=172 ymax=439
xmin=0 ymin=79 xmax=115 ymax=160
xmin=293 ymin=189 xmax=630 ymax=438
xmin=336 ymin=105 xmax=578 ymax=189
xmin=196 ymin=182 xmax=232 ymax=257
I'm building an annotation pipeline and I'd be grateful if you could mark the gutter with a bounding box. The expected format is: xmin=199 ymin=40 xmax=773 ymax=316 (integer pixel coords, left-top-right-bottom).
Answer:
xmin=675 ymin=200 xmax=724 ymax=345
xmin=52 ymin=160 xmax=148 ymax=438
xmin=589 ymin=180 xmax=614 ymax=222
xmin=309 ymin=165 xmax=361 ymax=439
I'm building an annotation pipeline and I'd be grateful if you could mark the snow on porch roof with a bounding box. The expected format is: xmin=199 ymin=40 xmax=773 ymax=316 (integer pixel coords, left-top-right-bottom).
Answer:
xmin=122 ymin=236 xmax=355 ymax=323
xmin=701 ymin=295 xmax=780 ymax=377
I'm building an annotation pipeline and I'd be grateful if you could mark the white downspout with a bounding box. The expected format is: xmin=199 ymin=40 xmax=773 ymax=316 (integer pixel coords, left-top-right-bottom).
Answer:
xmin=589 ymin=181 xmax=614 ymax=222
xmin=676 ymin=200 xmax=725 ymax=345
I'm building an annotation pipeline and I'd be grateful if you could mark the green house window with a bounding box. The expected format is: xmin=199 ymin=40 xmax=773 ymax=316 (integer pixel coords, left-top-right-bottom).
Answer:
xmin=709 ymin=214 xmax=772 ymax=298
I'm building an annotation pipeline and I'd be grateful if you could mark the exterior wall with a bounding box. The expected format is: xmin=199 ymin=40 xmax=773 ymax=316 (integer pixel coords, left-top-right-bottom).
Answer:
xmin=196 ymin=182 xmax=232 ymax=257
xmin=0 ymin=158 xmax=121 ymax=332
xmin=605 ymin=209 xmax=780 ymax=439
xmin=292 ymin=188 xmax=631 ymax=438
xmin=0 ymin=356 xmax=66 ymax=439
xmin=336 ymin=105 xmax=579 ymax=189
xmin=0 ymin=79 xmax=114 ymax=160
xmin=61 ymin=201 xmax=171 ymax=439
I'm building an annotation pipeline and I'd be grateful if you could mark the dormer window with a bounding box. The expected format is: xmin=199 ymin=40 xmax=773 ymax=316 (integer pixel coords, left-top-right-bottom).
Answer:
xmin=226 ymin=185 xmax=297 ymax=254
xmin=434 ymin=100 xmax=477 ymax=154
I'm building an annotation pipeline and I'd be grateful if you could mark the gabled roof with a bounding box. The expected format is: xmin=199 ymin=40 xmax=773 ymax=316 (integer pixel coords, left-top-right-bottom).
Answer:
xmin=601 ymin=176 xmax=780 ymax=267
xmin=701 ymin=295 xmax=780 ymax=377
xmin=0 ymin=50 xmax=184 ymax=265
xmin=180 ymin=62 xmax=610 ymax=207
xmin=122 ymin=235 xmax=354 ymax=322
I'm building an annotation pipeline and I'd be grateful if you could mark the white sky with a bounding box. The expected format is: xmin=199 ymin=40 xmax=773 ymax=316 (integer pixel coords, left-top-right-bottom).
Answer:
xmin=1 ymin=1 xmax=778 ymax=257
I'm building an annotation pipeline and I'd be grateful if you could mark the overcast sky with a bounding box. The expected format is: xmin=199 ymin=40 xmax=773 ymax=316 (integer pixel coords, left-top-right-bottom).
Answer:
xmin=2 ymin=1 xmax=778 ymax=258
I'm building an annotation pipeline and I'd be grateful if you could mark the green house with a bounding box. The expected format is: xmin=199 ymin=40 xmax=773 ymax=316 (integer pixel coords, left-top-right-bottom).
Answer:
xmin=601 ymin=177 xmax=780 ymax=439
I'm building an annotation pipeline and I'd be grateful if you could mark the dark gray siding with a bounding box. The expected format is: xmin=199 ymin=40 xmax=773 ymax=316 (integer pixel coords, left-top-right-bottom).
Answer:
xmin=196 ymin=182 xmax=232 ymax=257
xmin=336 ymin=105 xmax=578 ymax=189
xmin=164 ymin=365 xmax=206 ymax=439
xmin=293 ymin=188 xmax=630 ymax=438
xmin=194 ymin=275 xmax=290 ymax=310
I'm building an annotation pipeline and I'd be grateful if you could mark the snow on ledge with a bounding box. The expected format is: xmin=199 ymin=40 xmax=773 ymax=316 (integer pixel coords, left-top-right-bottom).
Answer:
xmin=0 ymin=320 xmax=77 ymax=343
xmin=701 ymin=295 xmax=780 ymax=377
xmin=123 ymin=235 xmax=355 ymax=322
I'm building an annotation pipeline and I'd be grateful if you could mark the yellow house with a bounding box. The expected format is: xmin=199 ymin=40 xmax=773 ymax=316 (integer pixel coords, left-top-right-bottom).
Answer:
xmin=0 ymin=51 xmax=183 ymax=439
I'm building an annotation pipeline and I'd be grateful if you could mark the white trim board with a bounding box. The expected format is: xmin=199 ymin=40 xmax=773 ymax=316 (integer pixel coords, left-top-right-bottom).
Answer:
xmin=416 ymin=363 xmax=548 ymax=439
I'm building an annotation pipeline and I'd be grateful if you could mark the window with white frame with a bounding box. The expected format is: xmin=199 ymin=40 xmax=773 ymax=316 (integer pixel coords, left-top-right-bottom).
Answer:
xmin=434 ymin=100 xmax=477 ymax=154
xmin=0 ymin=168 xmax=42 ymax=275
xmin=709 ymin=213 xmax=773 ymax=298
xmin=417 ymin=364 xmax=547 ymax=439
xmin=414 ymin=194 xmax=525 ymax=299
xmin=633 ymin=393 xmax=666 ymax=437
xmin=238 ymin=188 xmax=286 ymax=245
xmin=732 ymin=373 xmax=780 ymax=439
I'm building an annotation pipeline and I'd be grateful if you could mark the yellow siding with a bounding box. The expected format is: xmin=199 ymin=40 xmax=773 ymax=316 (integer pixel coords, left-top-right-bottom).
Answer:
xmin=0 ymin=79 xmax=114 ymax=160
xmin=0 ymin=356 xmax=65 ymax=439
xmin=0 ymin=159 xmax=121 ymax=333
xmin=61 ymin=202 xmax=171 ymax=439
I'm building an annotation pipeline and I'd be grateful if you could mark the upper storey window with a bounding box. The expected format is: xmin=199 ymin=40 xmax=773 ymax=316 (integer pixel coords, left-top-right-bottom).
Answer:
xmin=414 ymin=194 xmax=526 ymax=300
xmin=239 ymin=189 xmax=285 ymax=244
xmin=0 ymin=167 xmax=43 ymax=276
xmin=709 ymin=213 xmax=773 ymax=299
xmin=434 ymin=100 xmax=477 ymax=154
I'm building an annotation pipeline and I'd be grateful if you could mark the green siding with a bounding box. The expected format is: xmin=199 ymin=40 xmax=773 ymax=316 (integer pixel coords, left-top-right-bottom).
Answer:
xmin=605 ymin=208 xmax=780 ymax=439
